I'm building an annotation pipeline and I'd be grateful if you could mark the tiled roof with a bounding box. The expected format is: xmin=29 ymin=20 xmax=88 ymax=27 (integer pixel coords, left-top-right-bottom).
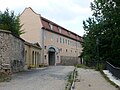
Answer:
xmin=41 ymin=16 xmax=83 ymax=42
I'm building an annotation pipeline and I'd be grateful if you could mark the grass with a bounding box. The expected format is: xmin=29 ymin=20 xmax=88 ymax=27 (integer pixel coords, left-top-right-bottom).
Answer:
xmin=65 ymin=71 xmax=73 ymax=90
xmin=75 ymin=64 xmax=89 ymax=69
xmin=65 ymin=68 xmax=77 ymax=90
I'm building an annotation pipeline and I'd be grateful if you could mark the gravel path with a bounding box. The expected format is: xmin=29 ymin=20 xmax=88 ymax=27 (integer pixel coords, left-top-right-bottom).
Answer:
xmin=0 ymin=66 xmax=74 ymax=90
xmin=75 ymin=68 xmax=118 ymax=90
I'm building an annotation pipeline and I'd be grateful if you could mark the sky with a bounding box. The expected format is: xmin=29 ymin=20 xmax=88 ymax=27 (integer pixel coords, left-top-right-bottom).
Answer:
xmin=0 ymin=0 xmax=93 ymax=36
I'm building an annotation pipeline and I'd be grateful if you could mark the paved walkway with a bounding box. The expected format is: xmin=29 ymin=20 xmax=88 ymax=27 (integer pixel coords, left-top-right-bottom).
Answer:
xmin=0 ymin=66 xmax=74 ymax=90
xmin=75 ymin=68 xmax=118 ymax=90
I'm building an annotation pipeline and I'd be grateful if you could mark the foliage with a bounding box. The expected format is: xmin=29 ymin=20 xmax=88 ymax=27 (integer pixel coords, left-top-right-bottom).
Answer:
xmin=0 ymin=71 xmax=11 ymax=82
xmin=83 ymin=0 xmax=120 ymax=67
xmin=28 ymin=65 xmax=35 ymax=69
xmin=65 ymin=68 xmax=77 ymax=90
xmin=0 ymin=9 xmax=24 ymax=36
xmin=75 ymin=64 xmax=89 ymax=69
xmin=95 ymin=63 xmax=105 ymax=71
xmin=39 ymin=64 xmax=45 ymax=67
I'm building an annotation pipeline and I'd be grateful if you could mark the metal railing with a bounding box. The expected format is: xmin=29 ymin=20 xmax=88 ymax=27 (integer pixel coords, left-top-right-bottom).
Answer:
xmin=106 ymin=61 xmax=120 ymax=79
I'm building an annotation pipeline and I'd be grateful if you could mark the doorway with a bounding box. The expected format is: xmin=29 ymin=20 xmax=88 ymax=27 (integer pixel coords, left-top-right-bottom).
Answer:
xmin=48 ymin=47 xmax=55 ymax=65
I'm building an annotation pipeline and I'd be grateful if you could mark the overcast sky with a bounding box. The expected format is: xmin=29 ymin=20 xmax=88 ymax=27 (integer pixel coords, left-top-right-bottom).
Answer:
xmin=0 ymin=0 xmax=93 ymax=36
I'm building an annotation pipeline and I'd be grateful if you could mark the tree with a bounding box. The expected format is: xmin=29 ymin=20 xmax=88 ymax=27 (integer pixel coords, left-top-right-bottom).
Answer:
xmin=83 ymin=0 xmax=120 ymax=67
xmin=0 ymin=9 xmax=24 ymax=36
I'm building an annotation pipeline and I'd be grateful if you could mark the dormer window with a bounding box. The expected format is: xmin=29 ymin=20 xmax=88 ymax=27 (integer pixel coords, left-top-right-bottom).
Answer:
xmin=68 ymin=32 xmax=70 ymax=35
xmin=49 ymin=23 xmax=53 ymax=30
xmin=58 ymin=27 xmax=61 ymax=33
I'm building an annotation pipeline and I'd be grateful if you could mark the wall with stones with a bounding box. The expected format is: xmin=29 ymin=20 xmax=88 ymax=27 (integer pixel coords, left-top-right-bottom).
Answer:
xmin=0 ymin=30 xmax=25 ymax=72
xmin=60 ymin=56 xmax=80 ymax=66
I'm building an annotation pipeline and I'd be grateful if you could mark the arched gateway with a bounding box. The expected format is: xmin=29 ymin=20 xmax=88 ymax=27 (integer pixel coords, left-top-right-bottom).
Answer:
xmin=48 ymin=47 xmax=56 ymax=65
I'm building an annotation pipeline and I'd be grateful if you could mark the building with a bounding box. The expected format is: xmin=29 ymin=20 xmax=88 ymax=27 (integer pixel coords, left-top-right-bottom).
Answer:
xmin=24 ymin=41 xmax=41 ymax=69
xmin=20 ymin=7 xmax=83 ymax=66
xmin=0 ymin=29 xmax=42 ymax=72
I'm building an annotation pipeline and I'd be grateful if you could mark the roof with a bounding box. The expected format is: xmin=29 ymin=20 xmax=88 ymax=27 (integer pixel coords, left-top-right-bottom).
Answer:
xmin=41 ymin=16 xmax=83 ymax=42
xmin=21 ymin=7 xmax=83 ymax=42
xmin=25 ymin=41 xmax=41 ymax=49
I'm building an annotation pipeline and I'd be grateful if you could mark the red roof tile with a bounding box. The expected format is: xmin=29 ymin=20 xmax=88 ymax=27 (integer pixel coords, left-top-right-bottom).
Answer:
xmin=41 ymin=16 xmax=82 ymax=42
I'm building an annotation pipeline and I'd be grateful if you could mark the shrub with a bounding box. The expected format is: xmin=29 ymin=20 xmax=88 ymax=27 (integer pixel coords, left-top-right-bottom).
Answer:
xmin=28 ymin=65 xmax=35 ymax=69
xmin=0 ymin=70 xmax=11 ymax=82
xmin=39 ymin=64 xmax=45 ymax=67
xmin=75 ymin=64 xmax=88 ymax=69
xmin=95 ymin=63 xmax=105 ymax=71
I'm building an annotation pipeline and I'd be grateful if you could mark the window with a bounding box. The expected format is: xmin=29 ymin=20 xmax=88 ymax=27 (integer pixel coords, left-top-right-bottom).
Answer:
xmin=59 ymin=48 xmax=62 ymax=52
xmin=51 ymin=35 xmax=54 ymax=41
xmin=70 ymin=41 xmax=72 ymax=46
xmin=44 ymin=46 xmax=46 ymax=49
xmin=71 ymin=50 xmax=72 ymax=52
xmin=58 ymin=27 xmax=61 ymax=33
xmin=63 ymin=38 xmax=64 ymax=44
xmin=57 ymin=56 xmax=59 ymax=60
xmin=56 ymin=35 xmax=59 ymax=43
xmin=57 ymin=38 xmax=59 ymax=43
xmin=66 ymin=39 xmax=67 ymax=44
xmin=44 ymin=31 xmax=46 ymax=40
xmin=66 ymin=49 xmax=67 ymax=52
xmin=45 ymin=55 xmax=46 ymax=59
xmin=49 ymin=23 xmax=53 ymax=30
xmin=68 ymin=40 xmax=69 ymax=45
xmin=60 ymin=37 xmax=62 ymax=43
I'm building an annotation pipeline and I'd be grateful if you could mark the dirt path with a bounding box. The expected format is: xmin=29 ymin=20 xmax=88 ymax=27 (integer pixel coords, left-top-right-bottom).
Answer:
xmin=75 ymin=68 xmax=118 ymax=90
xmin=0 ymin=66 xmax=74 ymax=90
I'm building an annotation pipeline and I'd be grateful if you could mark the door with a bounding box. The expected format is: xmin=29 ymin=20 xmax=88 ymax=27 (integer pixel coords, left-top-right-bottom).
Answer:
xmin=49 ymin=52 xmax=55 ymax=65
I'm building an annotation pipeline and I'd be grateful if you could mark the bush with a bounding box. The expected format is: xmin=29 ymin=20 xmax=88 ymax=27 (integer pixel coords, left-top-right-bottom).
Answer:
xmin=75 ymin=64 xmax=88 ymax=69
xmin=0 ymin=71 xmax=11 ymax=82
xmin=39 ymin=64 xmax=45 ymax=67
xmin=28 ymin=65 xmax=35 ymax=69
xmin=95 ymin=63 xmax=105 ymax=71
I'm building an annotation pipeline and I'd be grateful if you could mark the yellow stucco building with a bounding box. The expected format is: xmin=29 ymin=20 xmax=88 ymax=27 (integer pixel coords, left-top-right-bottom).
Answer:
xmin=24 ymin=42 xmax=41 ymax=69
xmin=20 ymin=7 xmax=83 ymax=66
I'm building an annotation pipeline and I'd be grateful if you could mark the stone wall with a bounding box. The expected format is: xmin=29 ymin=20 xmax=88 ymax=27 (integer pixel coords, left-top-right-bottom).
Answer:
xmin=0 ymin=30 xmax=25 ymax=72
xmin=60 ymin=56 xmax=80 ymax=66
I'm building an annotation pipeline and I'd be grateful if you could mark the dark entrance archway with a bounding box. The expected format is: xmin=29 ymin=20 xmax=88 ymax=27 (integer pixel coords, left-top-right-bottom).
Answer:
xmin=48 ymin=47 xmax=55 ymax=65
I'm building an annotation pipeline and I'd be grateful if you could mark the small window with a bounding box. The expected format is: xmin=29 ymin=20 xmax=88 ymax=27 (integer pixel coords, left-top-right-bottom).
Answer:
xmin=57 ymin=56 xmax=59 ymax=60
xmin=44 ymin=46 xmax=46 ymax=49
xmin=51 ymin=35 xmax=54 ymax=41
xmin=57 ymin=38 xmax=59 ymax=43
xmin=45 ymin=55 xmax=46 ymax=59
xmin=63 ymin=38 xmax=64 ymax=44
xmin=60 ymin=48 xmax=62 ymax=52
xmin=66 ymin=49 xmax=68 ymax=52
xmin=66 ymin=39 xmax=67 ymax=44
xmin=56 ymin=36 xmax=59 ymax=43
xmin=60 ymin=37 xmax=62 ymax=43
xmin=49 ymin=23 xmax=53 ymax=30
xmin=44 ymin=32 xmax=46 ymax=40
xmin=58 ymin=27 xmax=61 ymax=33
xmin=68 ymin=40 xmax=69 ymax=45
